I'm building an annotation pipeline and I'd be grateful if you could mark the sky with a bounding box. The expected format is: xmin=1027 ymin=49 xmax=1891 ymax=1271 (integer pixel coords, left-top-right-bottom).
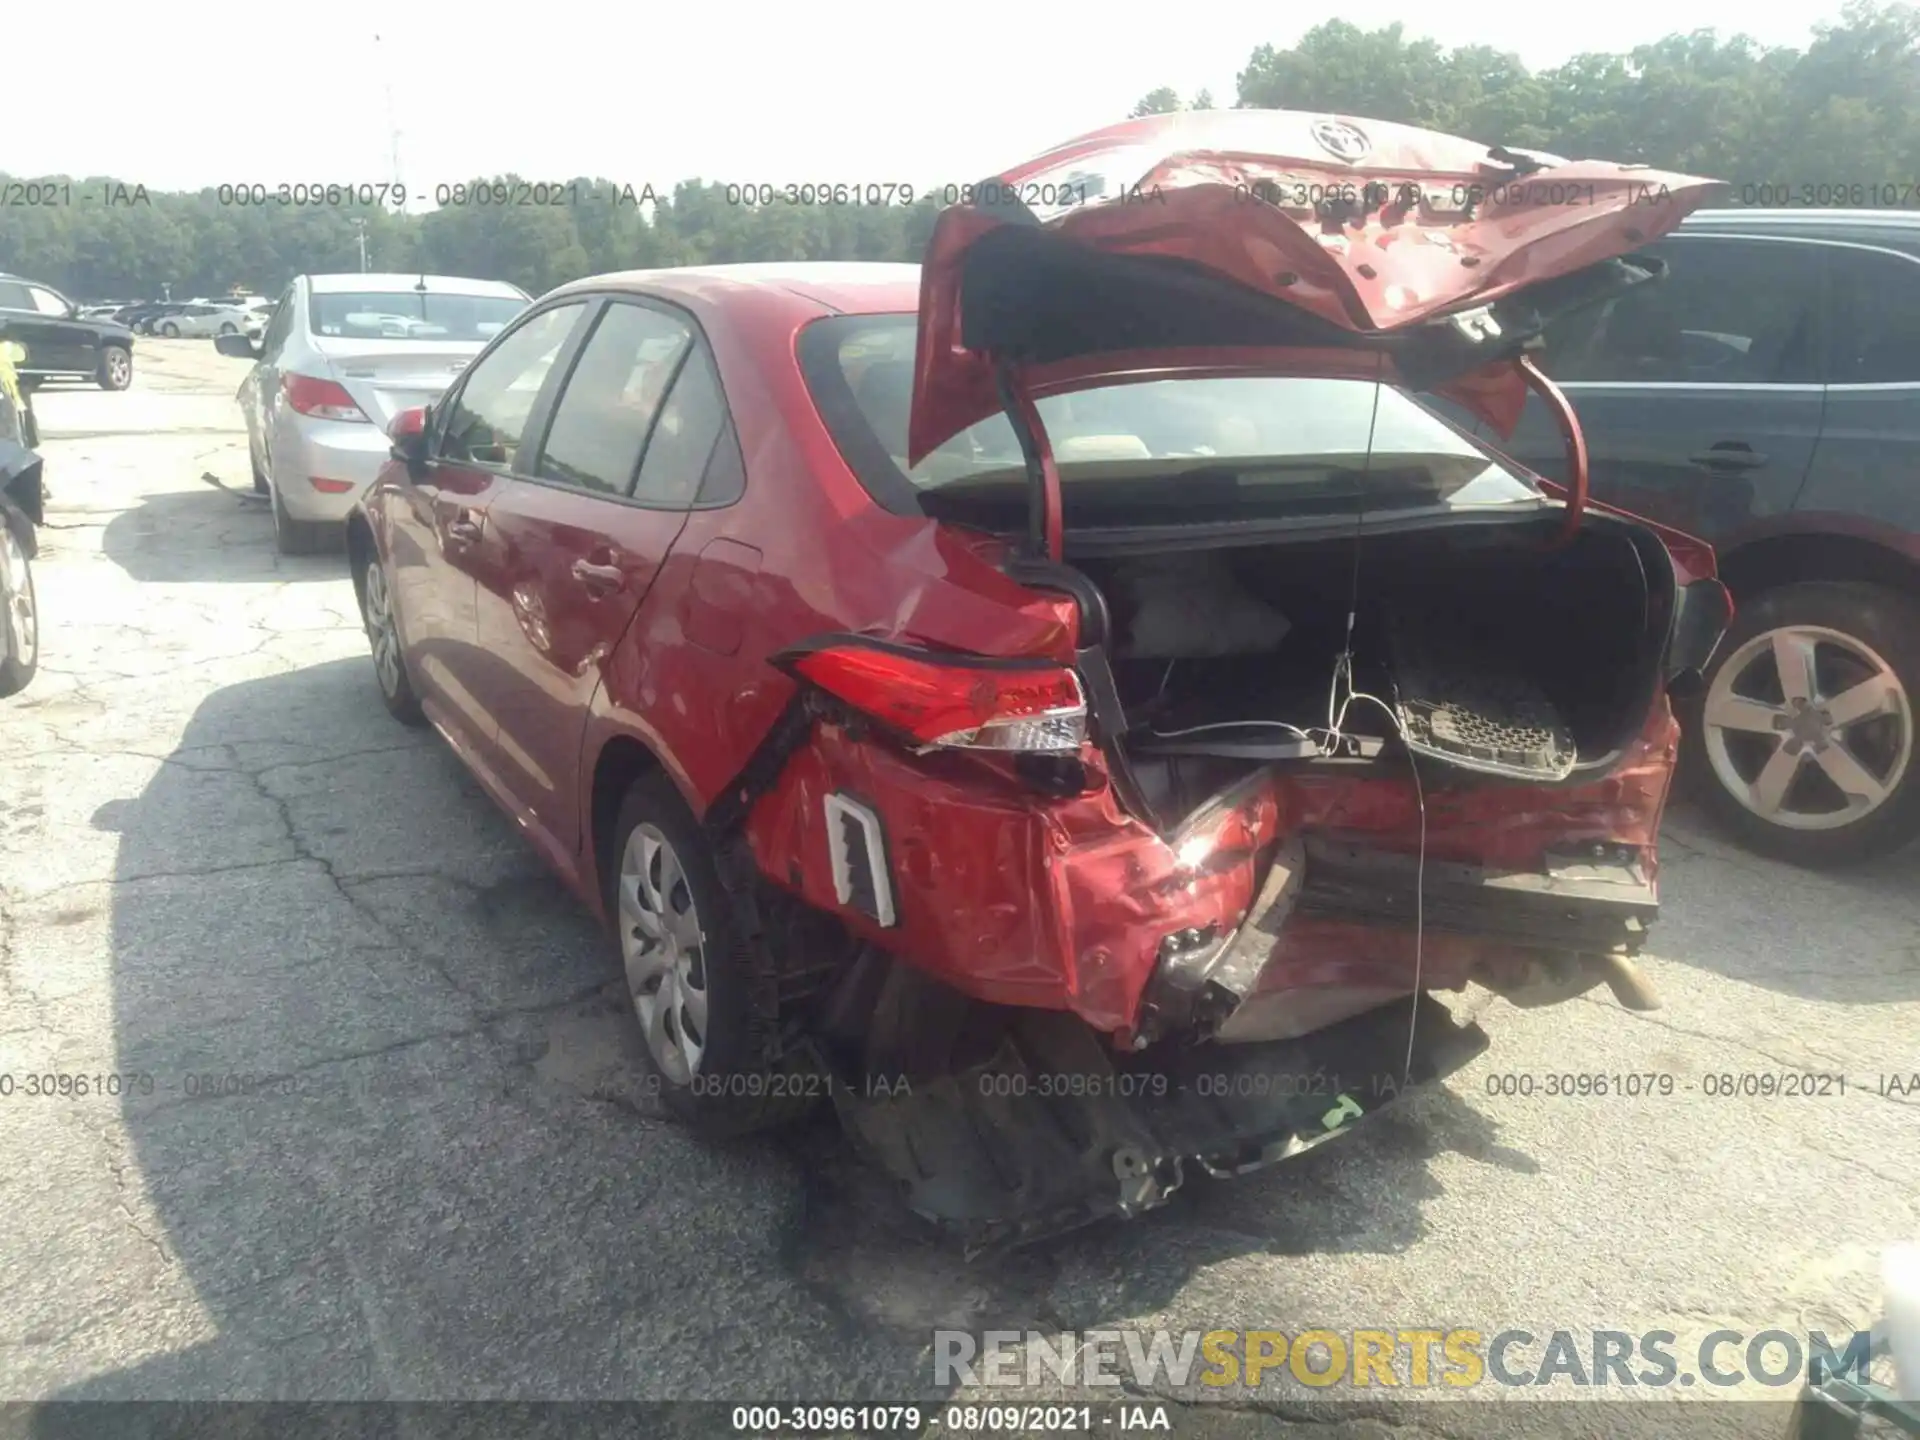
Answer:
xmin=11 ymin=0 xmax=1850 ymax=202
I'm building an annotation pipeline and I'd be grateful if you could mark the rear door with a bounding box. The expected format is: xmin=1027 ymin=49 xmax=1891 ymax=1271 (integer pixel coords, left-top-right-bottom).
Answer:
xmin=473 ymin=297 xmax=727 ymax=854
xmin=384 ymin=301 xmax=590 ymax=766
xmin=238 ymin=285 xmax=295 ymax=447
xmin=1801 ymin=240 xmax=1920 ymax=533
xmin=1501 ymin=233 xmax=1829 ymax=545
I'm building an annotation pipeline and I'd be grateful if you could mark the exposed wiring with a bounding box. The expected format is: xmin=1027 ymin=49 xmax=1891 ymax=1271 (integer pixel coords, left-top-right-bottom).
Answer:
xmin=1332 ymin=689 xmax=1428 ymax=1090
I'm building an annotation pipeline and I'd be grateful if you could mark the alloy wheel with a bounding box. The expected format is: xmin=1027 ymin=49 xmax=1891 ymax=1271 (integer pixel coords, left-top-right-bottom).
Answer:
xmin=0 ymin=526 xmax=34 ymax=667
xmin=618 ymin=824 xmax=710 ymax=1085
xmin=1702 ymin=624 xmax=1913 ymax=832
xmin=104 ymin=349 xmax=131 ymax=388
xmin=361 ymin=558 xmax=403 ymax=698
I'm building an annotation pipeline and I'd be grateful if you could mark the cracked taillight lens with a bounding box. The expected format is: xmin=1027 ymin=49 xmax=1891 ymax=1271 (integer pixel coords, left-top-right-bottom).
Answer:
xmin=778 ymin=638 xmax=1087 ymax=753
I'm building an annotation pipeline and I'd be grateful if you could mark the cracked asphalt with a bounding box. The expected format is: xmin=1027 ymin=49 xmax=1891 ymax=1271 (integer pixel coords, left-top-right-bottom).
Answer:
xmin=0 ymin=340 xmax=1916 ymax=1437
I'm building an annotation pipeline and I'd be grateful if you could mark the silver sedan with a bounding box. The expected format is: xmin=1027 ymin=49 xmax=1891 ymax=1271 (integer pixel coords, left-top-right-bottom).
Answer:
xmin=220 ymin=273 xmax=530 ymax=554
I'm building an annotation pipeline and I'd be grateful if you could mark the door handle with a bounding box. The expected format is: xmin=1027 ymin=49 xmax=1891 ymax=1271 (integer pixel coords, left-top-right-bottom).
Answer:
xmin=1688 ymin=443 xmax=1767 ymax=472
xmin=446 ymin=512 xmax=484 ymax=544
xmin=571 ymin=559 xmax=626 ymax=595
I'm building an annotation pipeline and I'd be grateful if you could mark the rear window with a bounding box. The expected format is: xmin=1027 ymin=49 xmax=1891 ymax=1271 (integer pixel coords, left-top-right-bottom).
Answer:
xmin=308 ymin=290 xmax=528 ymax=343
xmin=800 ymin=314 xmax=1546 ymax=529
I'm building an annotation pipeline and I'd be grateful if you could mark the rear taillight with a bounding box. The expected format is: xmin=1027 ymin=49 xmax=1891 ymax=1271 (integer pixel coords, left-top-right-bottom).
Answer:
xmin=282 ymin=373 xmax=369 ymax=423
xmin=778 ymin=638 xmax=1087 ymax=753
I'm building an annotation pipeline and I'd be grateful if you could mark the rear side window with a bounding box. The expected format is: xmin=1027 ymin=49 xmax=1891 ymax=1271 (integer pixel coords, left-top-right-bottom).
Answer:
xmin=535 ymin=302 xmax=695 ymax=497
xmin=1829 ymin=247 xmax=1920 ymax=384
xmin=1540 ymin=237 xmax=1822 ymax=384
xmin=438 ymin=303 xmax=586 ymax=468
xmin=0 ymin=282 xmax=36 ymax=311
xmin=634 ymin=344 xmax=729 ymax=508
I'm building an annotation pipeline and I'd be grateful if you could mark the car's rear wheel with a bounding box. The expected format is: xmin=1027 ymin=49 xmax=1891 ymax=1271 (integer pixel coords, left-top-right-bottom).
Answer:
xmin=0 ymin=506 xmax=39 ymax=700
xmin=248 ymin=436 xmax=268 ymax=495
xmin=268 ymin=472 xmax=329 ymax=556
xmin=608 ymin=774 xmax=820 ymax=1137
xmin=356 ymin=547 xmax=424 ymax=725
xmin=1687 ymin=580 xmax=1920 ymax=866
xmin=95 ymin=345 xmax=131 ymax=391
xmin=159 ymin=322 xmax=180 ymax=338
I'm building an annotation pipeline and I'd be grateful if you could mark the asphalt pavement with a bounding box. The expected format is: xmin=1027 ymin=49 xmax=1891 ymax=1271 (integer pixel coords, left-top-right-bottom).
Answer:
xmin=0 ymin=340 xmax=1915 ymax=1438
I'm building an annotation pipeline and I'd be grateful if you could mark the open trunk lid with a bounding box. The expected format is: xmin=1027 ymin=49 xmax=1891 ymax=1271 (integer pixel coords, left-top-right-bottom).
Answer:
xmin=907 ymin=109 xmax=1726 ymax=465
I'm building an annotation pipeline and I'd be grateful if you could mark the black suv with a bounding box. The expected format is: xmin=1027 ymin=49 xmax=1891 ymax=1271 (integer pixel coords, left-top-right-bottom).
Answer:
xmin=1453 ymin=209 xmax=1920 ymax=865
xmin=0 ymin=274 xmax=135 ymax=390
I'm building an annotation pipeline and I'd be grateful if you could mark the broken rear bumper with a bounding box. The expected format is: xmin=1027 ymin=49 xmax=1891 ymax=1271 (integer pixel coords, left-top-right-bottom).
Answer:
xmin=833 ymin=992 xmax=1489 ymax=1247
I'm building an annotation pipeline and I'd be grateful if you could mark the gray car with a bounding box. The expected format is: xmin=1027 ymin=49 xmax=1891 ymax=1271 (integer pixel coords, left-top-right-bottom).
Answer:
xmin=1442 ymin=208 xmax=1920 ymax=866
xmin=218 ymin=273 xmax=530 ymax=554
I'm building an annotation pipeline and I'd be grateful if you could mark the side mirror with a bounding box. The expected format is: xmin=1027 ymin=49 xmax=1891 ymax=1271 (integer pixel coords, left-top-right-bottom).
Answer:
xmin=389 ymin=406 xmax=431 ymax=465
xmin=215 ymin=332 xmax=261 ymax=360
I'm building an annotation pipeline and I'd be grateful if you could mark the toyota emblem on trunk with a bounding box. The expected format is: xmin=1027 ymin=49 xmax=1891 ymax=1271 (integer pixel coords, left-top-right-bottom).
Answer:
xmin=1311 ymin=120 xmax=1371 ymax=163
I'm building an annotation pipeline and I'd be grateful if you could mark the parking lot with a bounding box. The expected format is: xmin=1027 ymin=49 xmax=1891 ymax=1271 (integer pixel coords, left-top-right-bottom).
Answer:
xmin=0 ymin=339 xmax=1916 ymax=1432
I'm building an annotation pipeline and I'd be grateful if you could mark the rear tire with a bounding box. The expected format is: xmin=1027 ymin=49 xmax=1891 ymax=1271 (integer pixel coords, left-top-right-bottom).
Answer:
xmin=606 ymin=774 xmax=820 ymax=1137
xmin=159 ymin=322 xmax=180 ymax=338
xmin=0 ymin=505 xmax=39 ymax=700
xmin=249 ymin=437 xmax=268 ymax=495
xmin=270 ymin=476 xmax=329 ymax=556
xmin=1685 ymin=580 xmax=1920 ymax=866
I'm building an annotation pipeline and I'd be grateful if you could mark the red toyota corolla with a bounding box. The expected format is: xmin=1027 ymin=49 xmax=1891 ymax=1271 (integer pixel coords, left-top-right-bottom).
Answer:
xmin=349 ymin=110 xmax=1734 ymax=1245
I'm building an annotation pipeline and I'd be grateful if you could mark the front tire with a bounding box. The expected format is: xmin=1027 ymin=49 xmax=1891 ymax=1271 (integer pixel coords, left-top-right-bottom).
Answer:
xmin=1686 ymin=580 xmax=1920 ymax=866
xmin=0 ymin=506 xmax=39 ymax=700
xmin=355 ymin=546 xmax=425 ymax=725
xmin=607 ymin=774 xmax=820 ymax=1137
xmin=95 ymin=345 xmax=131 ymax=391
xmin=159 ymin=322 xmax=180 ymax=338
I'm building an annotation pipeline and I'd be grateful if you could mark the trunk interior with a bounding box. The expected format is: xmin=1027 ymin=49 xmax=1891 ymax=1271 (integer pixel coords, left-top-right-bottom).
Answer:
xmin=1074 ymin=514 xmax=1676 ymax=831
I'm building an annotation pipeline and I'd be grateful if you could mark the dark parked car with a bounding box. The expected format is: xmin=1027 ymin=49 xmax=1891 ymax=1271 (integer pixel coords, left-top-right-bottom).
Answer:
xmin=0 ymin=273 xmax=135 ymax=390
xmin=1461 ymin=210 xmax=1920 ymax=866
xmin=345 ymin=110 xmax=1731 ymax=1243
xmin=0 ymin=340 xmax=42 ymax=699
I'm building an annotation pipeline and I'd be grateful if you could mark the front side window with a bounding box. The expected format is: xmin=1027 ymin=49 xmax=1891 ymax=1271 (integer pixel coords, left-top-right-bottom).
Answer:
xmin=1540 ymin=237 xmax=1822 ymax=385
xmin=438 ymin=304 xmax=586 ymax=469
xmin=28 ymin=287 xmax=70 ymax=317
xmin=803 ymin=314 xmax=1544 ymax=528
xmin=536 ymin=302 xmax=695 ymax=497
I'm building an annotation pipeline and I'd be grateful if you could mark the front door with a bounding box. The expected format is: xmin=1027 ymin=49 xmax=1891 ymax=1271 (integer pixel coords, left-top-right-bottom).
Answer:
xmin=473 ymin=298 xmax=729 ymax=856
xmin=385 ymin=301 xmax=590 ymax=764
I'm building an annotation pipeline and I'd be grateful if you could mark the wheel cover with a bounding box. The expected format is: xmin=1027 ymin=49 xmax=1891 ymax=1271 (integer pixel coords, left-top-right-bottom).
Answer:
xmin=1703 ymin=623 xmax=1913 ymax=832
xmin=361 ymin=559 xmax=403 ymax=698
xmin=618 ymin=824 xmax=710 ymax=1085
xmin=105 ymin=349 xmax=130 ymax=386
xmin=0 ymin=527 xmax=34 ymax=667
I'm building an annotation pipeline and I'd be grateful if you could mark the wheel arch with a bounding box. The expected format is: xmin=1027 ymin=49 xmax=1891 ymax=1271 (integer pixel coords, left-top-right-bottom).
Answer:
xmin=1718 ymin=518 xmax=1920 ymax=604
xmin=587 ymin=732 xmax=673 ymax=912
xmin=344 ymin=509 xmax=376 ymax=611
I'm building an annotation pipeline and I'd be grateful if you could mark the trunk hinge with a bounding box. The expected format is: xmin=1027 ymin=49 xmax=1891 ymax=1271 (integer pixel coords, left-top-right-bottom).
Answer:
xmin=1516 ymin=353 xmax=1590 ymax=548
xmin=994 ymin=359 xmax=1064 ymax=562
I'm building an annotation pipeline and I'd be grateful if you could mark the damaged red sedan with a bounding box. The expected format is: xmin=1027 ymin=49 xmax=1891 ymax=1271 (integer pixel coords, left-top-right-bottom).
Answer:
xmin=348 ymin=110 xmax=1734 ymax=1246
